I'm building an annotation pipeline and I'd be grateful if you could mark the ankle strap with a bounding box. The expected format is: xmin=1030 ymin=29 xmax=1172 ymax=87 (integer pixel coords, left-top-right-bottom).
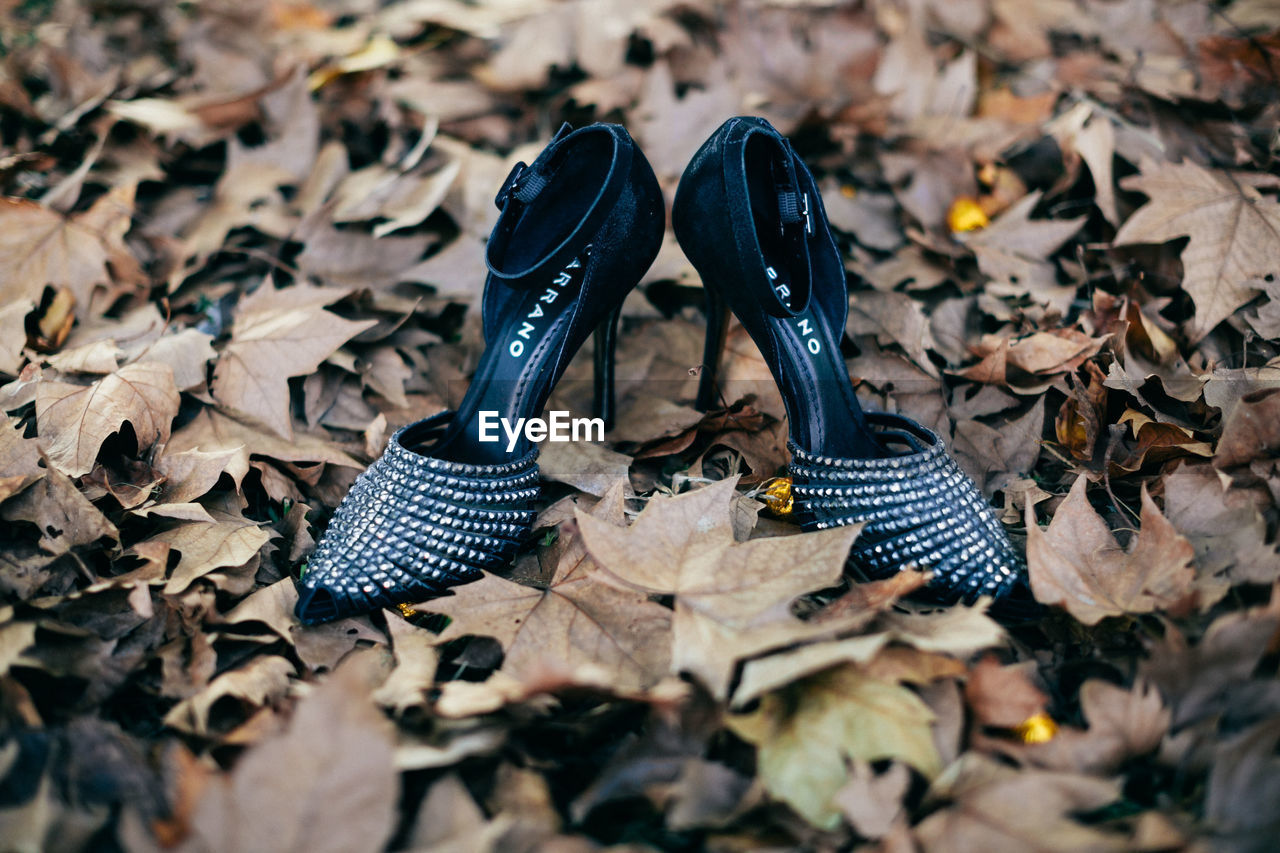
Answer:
xmin=484 ymin=123 xmax=632 ymax=287
xmin=751 ymin=131 xmax=815 ymax=318
xmin=492 ymin=122 xmax=573 ymax=210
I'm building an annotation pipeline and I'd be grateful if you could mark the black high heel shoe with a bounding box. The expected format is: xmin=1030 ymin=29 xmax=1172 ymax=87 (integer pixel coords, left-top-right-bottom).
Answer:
xmin=296 ymin=123 xmax=665 ymax=624
xmin=673 ymin=117 xmax=1031 ymax=610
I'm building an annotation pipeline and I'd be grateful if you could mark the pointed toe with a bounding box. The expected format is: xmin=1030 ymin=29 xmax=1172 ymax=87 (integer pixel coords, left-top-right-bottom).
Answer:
xmin=788 ymin=413 xmax=1029 ymax=606
xmin=295 ymin=582 xmax=345 ymax=625
xmin=988 ymin=576 xmax=1045 ymax=624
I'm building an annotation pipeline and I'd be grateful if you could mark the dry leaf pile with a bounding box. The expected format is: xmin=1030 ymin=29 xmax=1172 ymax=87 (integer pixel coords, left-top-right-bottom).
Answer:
xmin=1 ymin=0 xmax=1279 ymax=850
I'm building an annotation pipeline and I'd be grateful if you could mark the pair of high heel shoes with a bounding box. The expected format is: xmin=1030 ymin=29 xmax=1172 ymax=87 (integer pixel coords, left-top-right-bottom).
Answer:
xmin=295 ymin=118 xmax=1030 ymax=625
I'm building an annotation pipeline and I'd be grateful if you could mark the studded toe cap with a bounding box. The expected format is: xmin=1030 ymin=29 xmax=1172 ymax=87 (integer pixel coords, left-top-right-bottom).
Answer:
xmin=296 ymin=411 xmax=540 ymax=624
xmin=788 ymin=413 xmax=1025 ymax=603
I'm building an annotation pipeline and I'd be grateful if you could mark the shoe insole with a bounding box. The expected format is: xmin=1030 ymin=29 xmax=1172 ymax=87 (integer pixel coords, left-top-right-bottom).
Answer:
xmin=744 ymin=145 xmax=878 ymax=459
xmin=761 ymin=279 xmax=880 ymax=459
xmin=427 ymin=253 xmax=588 ymax=465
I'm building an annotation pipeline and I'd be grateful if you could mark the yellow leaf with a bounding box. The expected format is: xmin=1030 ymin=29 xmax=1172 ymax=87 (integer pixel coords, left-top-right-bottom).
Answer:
xmin=728 ymin=664 xmax=941 ymax=830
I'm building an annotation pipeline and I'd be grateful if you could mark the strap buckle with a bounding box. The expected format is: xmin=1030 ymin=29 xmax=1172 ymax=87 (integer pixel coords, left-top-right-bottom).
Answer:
xmin=494 ymin=161 xmax=528 ymax=210
xmin=779 ymin=190 xmax=814 ymax=237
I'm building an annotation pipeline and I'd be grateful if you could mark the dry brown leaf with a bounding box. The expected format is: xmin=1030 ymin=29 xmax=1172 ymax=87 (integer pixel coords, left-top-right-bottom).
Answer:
xmin=537 ymin=441 xmax=633 ymax=498
xmin=294 ymin=223 xmax=429 ymax=291
xmin=0 ymin=417 xmax=46 ymax=503
xmin=45 ymin=339 xmax=120 ymax=374
xmin=164 ymin=655 xmax=296 ymax=737
xmin=135 ymin=329 xmax=217 ymax=392
xmin=1139 ymin=603 xmax=1280 ymax=728
xmin=372 ymin=609 xmax=438 ymax=714
xmin=153 ymin=446 xmax=240 ymax=505
xmin=1216 ymin=388 xmax=1280 ymax=469
xmin=847 ymin=291 xmax=940 ymax=378
xmin=1019 ymin=679 xmax=1169 ymax=774
xmin=915 ymin=753 xmax=1126 ymax=852
xmin=211 ymin=283 xmax=376 ymax=439
xmin=861 ymin=646 xmax=969 ymax=686
xmin=0 ymin=183 xmax=139 ymax=318
xmin=0 ymin=299 xmax=32 ymax=376
xmin=0 ymin=620 xmax=38 ymax=677
xmin=834 ymin=760 xmax=910 ymax=840
xmin=35 ymin=361 xmax=180 ymax=478
xmin=877 ymin=604 xmax=1006 ymax=656
xmin=964 ymin=656 xmax=1047 ymax=729
xmin=175 ymin=657 xmax=397 ymax=853
xmin=428 ymin=483 xmax=673 ymax=693
xmin=145 ymin=510 xmax=274 ymax=594
xmin=950 ymin=402 xmax=1044 ymax=496
xmin=1055 ymin=362 xmax=1108 ymax=462
xmin=957 ymin=330 xmax=1104 ymax=390
xmin=1 ymin=463 xmax=117 ymax=555
xmin=401 ymin=773 xmax=508 ymax=853
xmin=1115 ymin=158 xmax=1280 ymax=342
xmin=1203 ymin=716 xmax=1280 ymax=851
xmin=220 ymin=578 xmax=299 ymax=641
xmin=167 ymin=407 xmax=362 ymax=490
xmin=1027 ymin=477 xmax=1195 ymax=624
xmin=731 ymin=634 xmax=890 ymax=708
xmin=963 ymin=190 xmax=1086 ymax=258
xmin=1111 ymin=409 xmax=1213 ymax=473
xmin=1163 ymin=463 xmax=1280 ymax=589
xmin=577 ymin=477 xmax=861 ymax=698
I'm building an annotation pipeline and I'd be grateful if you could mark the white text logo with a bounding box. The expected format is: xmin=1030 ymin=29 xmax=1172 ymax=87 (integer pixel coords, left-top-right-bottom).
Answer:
xmin=478 ymin=410 xmax=605 ymax=452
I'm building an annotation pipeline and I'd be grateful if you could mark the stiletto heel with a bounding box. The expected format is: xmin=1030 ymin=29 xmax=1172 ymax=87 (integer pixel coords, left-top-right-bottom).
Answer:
xmin=695 ymin=284 xmax=729 ymax=413
xmin=296 ymin=124 xmax=665 ymax=624
xmin=592 ymin=303 xmax=621 ymax=429
xmin=673 ymin=117 xmax=1029 ymax=610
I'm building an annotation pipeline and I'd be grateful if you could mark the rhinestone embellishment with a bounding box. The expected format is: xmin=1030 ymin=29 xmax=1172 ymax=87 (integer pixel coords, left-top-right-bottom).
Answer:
xmin=787 ymin=412 xmax=1026 ymax=603
xmin=297 ymin=410 xmax=540 ymax=623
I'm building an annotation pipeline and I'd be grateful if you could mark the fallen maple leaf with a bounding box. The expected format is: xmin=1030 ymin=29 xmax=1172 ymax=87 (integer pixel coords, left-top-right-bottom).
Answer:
xmin=834 ymin=760 xmax=910 ymax=840
xmin=163 ymin=655 xmax=296 ymax=737
xmin=0 ymin=184 xmax=139 ymax=318
xmin=211 ymin=282 xmax=376 ymax=439
xmin=144 ymin=509 xmax=274 ymax=594
xmin=35 ymin=361 xmax=180 ymax=477
xmin=174 ymin=656 xmax=397 ymax=853
xmin=960 ymin=191 xmax=1086 ymax=312
xmin=0 ymin=417 xmax=46 ymax=502
xmin=956 ymin=330 xmax=1105 ymax=391
xmin=372 ymin=609 xmax=438 ymax=714
xmin=1019 ymin=679 xmax=1169 ymax=774
xmin=166 ymin=406 xmax=362 ymax=490
xmin=1215 ymin=388 xmax=1280 ymax=469
xmin=1203 ymin=716 xmax=1280 ymax=851
xmin=1 ymin=463 xmax=118 ymax=555
xmin=728 ymin=663 xmax=942 ymax=830
xmin=1139 ymin=603 xmax=1280 ymax=728
xmin=1027 ymin=477 xmax=1195 ymax=624
xmin=1163 ymin=463 xmax=1280 ymax=589
xmin=427 ymin=483 xmax=673 ymax=693
xmin=965 ymin=656 xmax=1048 ymax=729
xmin=153 ymin=446 xmax=242 ymax=505
xmin=1115 ymin=158 xmax=1280 ymax=342
xmin=576 ymin=477 xmax=861 ymax=698
xmin=915 ymin=753 xmax=1126 ymax=852
xmin=846 ymin=291 xmax=941 ymax=378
